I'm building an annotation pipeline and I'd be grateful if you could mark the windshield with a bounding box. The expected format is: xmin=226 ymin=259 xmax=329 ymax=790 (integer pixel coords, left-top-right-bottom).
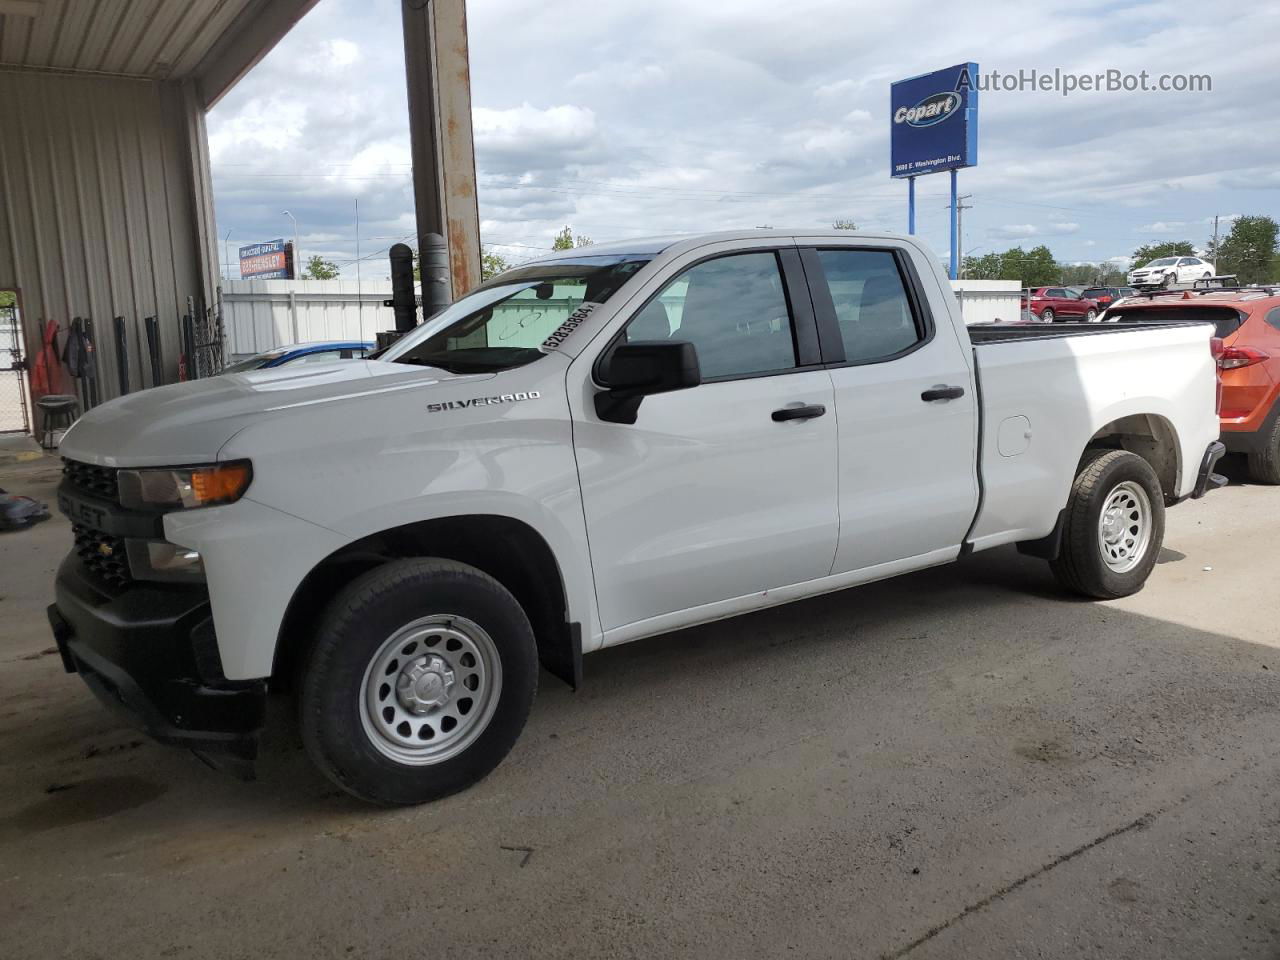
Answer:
xmin=1146 ymin=258 xmax=1177 ymax=267
xmin=380 ymin=254 xmax=651 ymax=373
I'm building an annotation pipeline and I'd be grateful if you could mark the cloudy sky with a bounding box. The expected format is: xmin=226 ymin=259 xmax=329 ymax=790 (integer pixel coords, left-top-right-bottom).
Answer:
xmin=208 ymin=0 xmax=1279 ymax=282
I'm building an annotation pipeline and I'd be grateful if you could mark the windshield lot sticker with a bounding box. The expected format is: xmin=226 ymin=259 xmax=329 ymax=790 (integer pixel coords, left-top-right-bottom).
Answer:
xmin=427 ymin=392 xmax=541 ymax=414
xmin=540 ymin=302 xmax=600 ymax=352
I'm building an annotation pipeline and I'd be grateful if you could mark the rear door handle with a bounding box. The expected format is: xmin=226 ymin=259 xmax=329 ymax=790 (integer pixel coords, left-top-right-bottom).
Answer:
xmin=921 ymin=385 xmax=965 ymax=402
xmin=772 ymin=403 xmax=827 ymax=422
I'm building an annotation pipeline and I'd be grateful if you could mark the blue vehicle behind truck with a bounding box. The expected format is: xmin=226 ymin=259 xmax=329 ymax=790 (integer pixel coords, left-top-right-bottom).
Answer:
xmin=220 ymin=340 xmax=373 ymax=374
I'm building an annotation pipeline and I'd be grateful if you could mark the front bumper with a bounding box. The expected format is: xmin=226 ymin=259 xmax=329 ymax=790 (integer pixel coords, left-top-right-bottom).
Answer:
xmin=49 ymin=556 xmax=266 ymax=778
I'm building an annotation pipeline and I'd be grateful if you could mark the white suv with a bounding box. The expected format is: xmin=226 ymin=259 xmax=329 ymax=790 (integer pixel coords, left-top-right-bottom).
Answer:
xmin=1127 ymin=256 xmax=1214 ymax=288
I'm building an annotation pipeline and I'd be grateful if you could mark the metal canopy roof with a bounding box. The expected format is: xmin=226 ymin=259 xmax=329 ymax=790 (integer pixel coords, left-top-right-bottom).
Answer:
xmin=0 ymin=0 xmax=319 ymax=106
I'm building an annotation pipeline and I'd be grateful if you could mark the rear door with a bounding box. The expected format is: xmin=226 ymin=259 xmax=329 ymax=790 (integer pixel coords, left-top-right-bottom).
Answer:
xmin=571 ymin=240 xmax=840 ymax=635
xmin=795 ymin=241 xmax=980 ymax=573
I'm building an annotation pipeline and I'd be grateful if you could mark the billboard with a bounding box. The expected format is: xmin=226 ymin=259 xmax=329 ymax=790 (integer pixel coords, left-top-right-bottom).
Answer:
xmin=890 ymin=63 xmax=978 ymax=178
xmin=239 ymin=239 xmax=291 ymax=279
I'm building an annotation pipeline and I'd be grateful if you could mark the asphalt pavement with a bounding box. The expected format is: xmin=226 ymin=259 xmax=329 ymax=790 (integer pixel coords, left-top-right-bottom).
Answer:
xmin=1 ymin=451 xmax=1277 ymax=959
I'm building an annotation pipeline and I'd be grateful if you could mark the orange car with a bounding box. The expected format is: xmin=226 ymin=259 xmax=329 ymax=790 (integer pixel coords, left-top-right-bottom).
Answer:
xmin=1103 ymin=289 xmax=1280 ymax=483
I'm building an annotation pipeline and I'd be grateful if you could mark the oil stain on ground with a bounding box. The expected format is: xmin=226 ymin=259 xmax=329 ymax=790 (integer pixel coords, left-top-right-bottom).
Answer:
xmin=0 ymin=776 xmax=166 ymax=840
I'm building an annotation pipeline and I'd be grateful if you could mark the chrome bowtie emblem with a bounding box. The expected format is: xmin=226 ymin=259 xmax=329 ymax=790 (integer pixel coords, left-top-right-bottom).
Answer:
xmin=97 ymin=542 xmax=114 ymax=557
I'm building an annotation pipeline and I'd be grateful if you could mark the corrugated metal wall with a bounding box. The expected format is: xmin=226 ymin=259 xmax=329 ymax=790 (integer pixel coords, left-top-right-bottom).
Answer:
xmin=0 ymin=69 xmax=216 ymax=413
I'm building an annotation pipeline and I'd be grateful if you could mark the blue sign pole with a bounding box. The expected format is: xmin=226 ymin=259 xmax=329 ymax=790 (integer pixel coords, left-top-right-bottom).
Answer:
xmin=949 ymin=169 xmax=959 ymax=280
xmin=908 ymin=177 xmax=916 ymax=235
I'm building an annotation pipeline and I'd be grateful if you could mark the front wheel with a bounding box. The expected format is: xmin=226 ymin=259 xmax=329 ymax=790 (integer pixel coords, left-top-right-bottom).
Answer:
xmin=1164 ymin=272 xmax=1178 ymax=289
xmin=1049 ymin=449 xmax=1165 ymax=599
xmin=299 ymin=559 xmax=538 ymax=805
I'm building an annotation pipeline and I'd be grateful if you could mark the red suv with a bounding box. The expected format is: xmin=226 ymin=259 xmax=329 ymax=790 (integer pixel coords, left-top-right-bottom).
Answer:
xmin=1022 ymin=287 xmax=1101 ymax=322
xmin=1104 ymin=289 xmax=1280 ymax=483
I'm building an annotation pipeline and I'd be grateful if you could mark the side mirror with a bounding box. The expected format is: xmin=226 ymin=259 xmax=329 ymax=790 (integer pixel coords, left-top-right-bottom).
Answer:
xmin=595 ymin=340 xmax=701 ymax=424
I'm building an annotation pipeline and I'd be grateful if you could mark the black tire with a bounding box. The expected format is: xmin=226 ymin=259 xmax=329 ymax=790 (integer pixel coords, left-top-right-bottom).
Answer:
xmin=1163 ymin=271 xmax=1178 ymax=289
xmin=1246 ymin=413 xmax=1280 ymax=485
xmin=299 ymin=558 xmax=538 ymax=805
xmin=1040 ymin=307 xmax=1055 ymax=322
xmin=1049 ymin=450 xmax=1165 ymax=599
xmin=1085 ymin=308 xmax=1098 ymax=321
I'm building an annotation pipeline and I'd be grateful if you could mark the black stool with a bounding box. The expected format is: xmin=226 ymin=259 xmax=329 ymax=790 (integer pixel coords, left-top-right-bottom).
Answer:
xmin=36 ymin=394 xmax=79 ymax=450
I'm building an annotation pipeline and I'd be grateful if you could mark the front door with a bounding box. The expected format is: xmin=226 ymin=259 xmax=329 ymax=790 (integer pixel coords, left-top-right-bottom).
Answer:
xmin=571 ymin=244 xmax=840 ymax=636
xmin=796 ymin=243 xmax=980 ymax=574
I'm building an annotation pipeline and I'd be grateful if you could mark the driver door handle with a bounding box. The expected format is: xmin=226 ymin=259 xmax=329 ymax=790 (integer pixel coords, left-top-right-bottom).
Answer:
xmin=921 ymin=385 xmax=965 ymax=402
xmin=772 ymin=403 xmax=827 ymax=422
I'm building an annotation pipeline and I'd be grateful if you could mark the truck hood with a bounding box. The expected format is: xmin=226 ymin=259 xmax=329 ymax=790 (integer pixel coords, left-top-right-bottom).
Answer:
xmin=59 ymin=360 xmax=494 ymax=468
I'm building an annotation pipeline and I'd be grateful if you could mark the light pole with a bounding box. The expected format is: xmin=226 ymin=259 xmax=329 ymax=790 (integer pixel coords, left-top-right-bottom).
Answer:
xmin=224 ymin=229 xmax=233 ymax=282
xmin=282 ymin=210 xmax=300 ymax=279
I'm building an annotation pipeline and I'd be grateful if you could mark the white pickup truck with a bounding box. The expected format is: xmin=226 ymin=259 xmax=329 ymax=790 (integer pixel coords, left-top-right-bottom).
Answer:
xmin=50 ymin=230 xmax=1226 ymax=805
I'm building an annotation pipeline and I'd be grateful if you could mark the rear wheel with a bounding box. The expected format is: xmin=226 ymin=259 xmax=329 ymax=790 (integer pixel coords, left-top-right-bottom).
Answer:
xmin=1085 ymin=307 xmax=1098 ymax=321
xmin=1040 ymin=307 xmax=1055 ymax=322
xmin=1050 ymin=450 xmax=1165 ymax=599
xmin=299 ymin=558 xmax=538 ymax=805
xmin=1246 ymin=414 xmax=1280 ymax=485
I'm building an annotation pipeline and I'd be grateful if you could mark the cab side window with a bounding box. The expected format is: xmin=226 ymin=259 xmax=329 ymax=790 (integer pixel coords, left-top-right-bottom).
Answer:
xmin=814 ymin=249 xmax=925 ymax=363
xmin=621 ymin=252 xmax=797 ymax=380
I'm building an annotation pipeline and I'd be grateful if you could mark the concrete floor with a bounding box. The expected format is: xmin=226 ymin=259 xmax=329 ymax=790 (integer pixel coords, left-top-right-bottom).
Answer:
xmin=1 ymin=451 xmax=1278 ymax=959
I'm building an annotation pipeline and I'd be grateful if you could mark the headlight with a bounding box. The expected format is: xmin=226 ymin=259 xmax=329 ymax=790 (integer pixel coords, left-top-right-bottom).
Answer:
xmin=125 ymin=540 xmax=205 ymax=582
xmin=118 ymin=461 xmax=252 ymax=510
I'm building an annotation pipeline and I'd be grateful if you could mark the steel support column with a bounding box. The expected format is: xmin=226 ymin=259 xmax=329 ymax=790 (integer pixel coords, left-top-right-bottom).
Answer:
xmin=401 ymin=0 xmax=481 ymax=303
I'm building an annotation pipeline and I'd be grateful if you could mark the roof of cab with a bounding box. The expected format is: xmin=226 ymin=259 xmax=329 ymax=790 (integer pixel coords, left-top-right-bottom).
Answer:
xmin=525 ymin=228 xmax=911 ymax=264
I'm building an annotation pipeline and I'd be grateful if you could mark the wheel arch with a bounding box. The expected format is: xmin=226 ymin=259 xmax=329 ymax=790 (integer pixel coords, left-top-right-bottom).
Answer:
xmin=274 ymin=513 xmax=582 ymax=692
xmin=1083 ymin=412 xmax=1182 ymax=505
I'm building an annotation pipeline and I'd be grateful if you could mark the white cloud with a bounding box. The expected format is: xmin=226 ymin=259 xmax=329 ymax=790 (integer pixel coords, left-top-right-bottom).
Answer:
xmin=472 ymin=104 xmax=596 ymax=152
xmin=1135 ymin=221 xmax=1185 ymax=233
xmin=995 ymin=224 xmax=1038 ymax=238
xmin=326 ymin=38 xmax=359 ymax=67
xmin=1049 ymin=222 xmax=1080 ymax=234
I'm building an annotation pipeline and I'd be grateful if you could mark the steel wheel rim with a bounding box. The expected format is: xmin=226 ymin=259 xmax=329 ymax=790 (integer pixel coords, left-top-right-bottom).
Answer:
xmin=360 ymin=615 xmax=503 ymax=766
xmin=1098 ymin=480 xmax=1152 ymax=573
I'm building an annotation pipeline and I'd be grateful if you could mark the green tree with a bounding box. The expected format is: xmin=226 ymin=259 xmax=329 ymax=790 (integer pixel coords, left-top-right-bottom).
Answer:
xmin=1214 ymin=215 xmax=1278 ymax=285
xmin=1130 ymin=241 xmax=1195 ymax=266
xmin=1058 ymin=263 xmax=1102 ymax=285
xmin=0 ymin=290 xmax=14 ymax=308
xmin=963 ymin=245 xmax=1059 ymax=286
xmin=481 ymin=250 xmax=510 ymax=282
xmin=552 ymin=225 xmax=593 ymax=250
xmin=302 ymin=255 xmax=340 ymax=280
xmin=832 ymin=219 xmax=858 ymax=230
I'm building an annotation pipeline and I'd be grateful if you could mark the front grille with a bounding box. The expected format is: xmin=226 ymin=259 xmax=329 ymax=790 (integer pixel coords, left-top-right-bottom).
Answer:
xmin=62 ymin=459 xmax=120 ymax=503
xmin=71 ymin=523 xmax=132 ymax=588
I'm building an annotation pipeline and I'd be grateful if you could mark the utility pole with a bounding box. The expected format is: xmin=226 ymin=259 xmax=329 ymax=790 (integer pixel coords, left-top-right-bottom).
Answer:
xmin=283 ymin=210 xmax=300 ymax=279
xmin=946 ymin=194 xmax=974 ymax=278
xmin=223 ymin=229 xmax=233 ymax=282
xmin=1211 ymin=215 xmax=1220 ymax=274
